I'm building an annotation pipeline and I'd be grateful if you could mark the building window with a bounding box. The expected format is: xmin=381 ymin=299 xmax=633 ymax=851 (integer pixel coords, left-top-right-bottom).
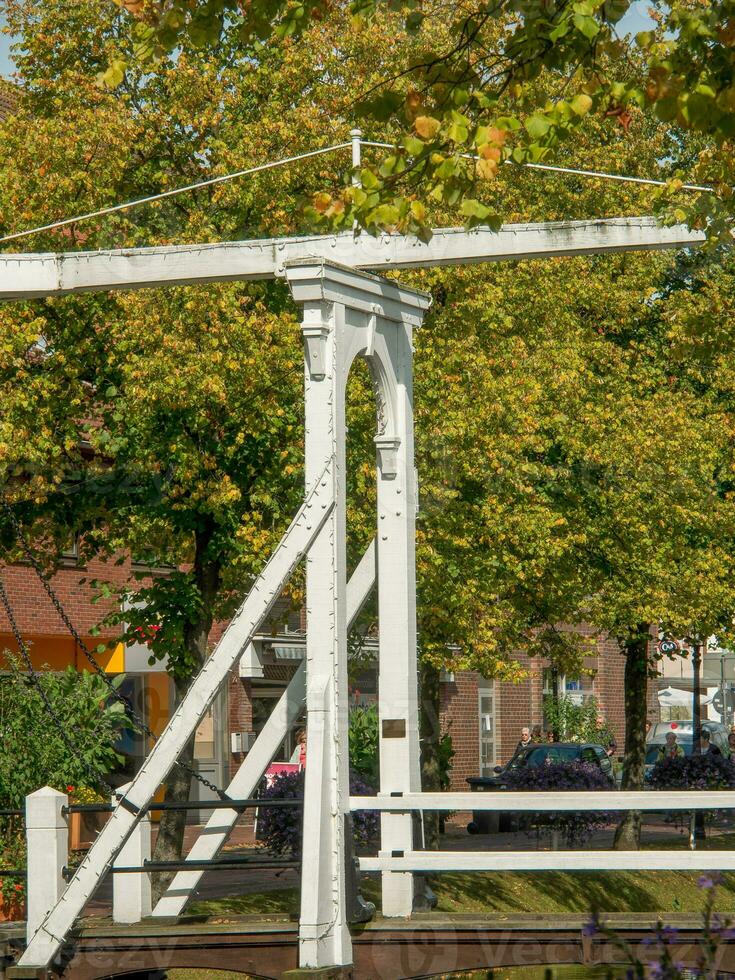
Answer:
xmin=542 ymin=668 xmax=594 ymax=705
xmin=478 ymin=683 xmax=496 ymax=776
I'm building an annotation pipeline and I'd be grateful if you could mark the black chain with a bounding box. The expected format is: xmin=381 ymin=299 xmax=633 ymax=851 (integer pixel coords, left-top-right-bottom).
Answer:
xmin=0 ymin=569 xmax=114 ymax=795
xmin=0 ymin=495 xmax=229 ymax=801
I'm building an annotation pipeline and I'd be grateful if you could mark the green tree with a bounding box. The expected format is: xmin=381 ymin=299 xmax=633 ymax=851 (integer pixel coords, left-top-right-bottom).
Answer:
xmin=2 ymin=0 xmax=735 ymax=879
xmin=100 ymin=0 xmax=735 ymax=241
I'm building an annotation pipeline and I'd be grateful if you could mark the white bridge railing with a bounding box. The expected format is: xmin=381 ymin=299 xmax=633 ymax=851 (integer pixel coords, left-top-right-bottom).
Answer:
xmin=351 ymin=791 xmax=735 ymax=872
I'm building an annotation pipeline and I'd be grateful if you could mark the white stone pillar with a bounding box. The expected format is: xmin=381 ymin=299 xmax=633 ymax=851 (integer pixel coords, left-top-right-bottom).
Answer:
xmin=375 ymin=317 xmax=422 ymax=917
xmin=25 ymin=787 xmax=68 ymax=945
xmin=112 ymin=784 xmax=151 ymax=923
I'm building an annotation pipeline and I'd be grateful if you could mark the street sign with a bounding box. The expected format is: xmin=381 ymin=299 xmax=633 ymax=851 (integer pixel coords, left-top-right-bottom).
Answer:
xmin=712 ymin=689 xmax=725 ymax=715
xmin=658 ymin=638 xmax=680 ymax=656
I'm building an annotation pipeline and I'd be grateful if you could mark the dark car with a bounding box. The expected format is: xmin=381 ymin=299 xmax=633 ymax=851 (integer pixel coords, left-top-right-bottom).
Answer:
xmin=466 ymin=741 xmax=614 ymax=834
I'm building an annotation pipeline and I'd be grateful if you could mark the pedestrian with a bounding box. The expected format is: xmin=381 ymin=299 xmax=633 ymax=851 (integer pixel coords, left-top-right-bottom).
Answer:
xmin=645 ymin=720 xmax=652 ymax=737
xmin=515 ymin=726 xmax=532 ymax=754
xmin=699 ymin=729 xmax=722 ymax=757
xmin=606 ymin=739 xmax=617 ymax=758
xmin=657 ymin=731 xmax=684 ymax=761
xmin=530 ymin=725 xmax=543 ymax=743
xmin=296 ymin=728 xmax=307 ymax=769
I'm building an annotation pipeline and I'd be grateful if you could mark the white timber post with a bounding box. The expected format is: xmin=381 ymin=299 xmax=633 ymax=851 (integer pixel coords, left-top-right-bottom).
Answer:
xmin=112 ymin=783 xmax=151 ymax=923
xmin=287 ymin=259 xmax=430 ymax=964
xmin=290 ymin=265 xmax=352 ymax=971
xmin=25 ymin=787 xmax=68 ymax=945
xmin=375 ymin=305 xmax=422 ymax=917
xmin=350 ymin=127 xmax=362 ymax=182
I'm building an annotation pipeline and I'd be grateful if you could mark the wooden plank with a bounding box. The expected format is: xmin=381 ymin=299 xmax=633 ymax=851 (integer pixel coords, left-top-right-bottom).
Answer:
xmin=0 ymin=217 xmax=704 ymax=299
xmin=360 ymin=850 xmax=735 ymax=872
xmin=350 ymin=790 xmax=735 ymax=811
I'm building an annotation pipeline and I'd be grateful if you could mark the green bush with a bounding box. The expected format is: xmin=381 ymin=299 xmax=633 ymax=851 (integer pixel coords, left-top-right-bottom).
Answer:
xmin=0 ymin=653 xmax=131 ymax=808
xmin=542 ymin=693 xmax=613 ymax=746
xmin=348 ymin=704 xmax=379 ymax=783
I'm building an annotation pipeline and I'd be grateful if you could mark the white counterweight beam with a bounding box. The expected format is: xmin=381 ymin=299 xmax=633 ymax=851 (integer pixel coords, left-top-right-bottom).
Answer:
xmin=0 ymin=217 xmax=703 ymax=299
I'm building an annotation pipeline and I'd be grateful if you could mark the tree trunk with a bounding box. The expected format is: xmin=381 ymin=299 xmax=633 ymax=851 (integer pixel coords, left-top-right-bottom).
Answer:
xmin=415 ymin=659 xmax=441 ymax=912
xmin=550 ymin=666 xmax=561 ymax=741
xmin=151 ymin=524 xmax=221 ymax=904
xmin=419 ymin=659 xmax=441 ymax=850
xmin=613 ymin=626 xmax=650 ymax=851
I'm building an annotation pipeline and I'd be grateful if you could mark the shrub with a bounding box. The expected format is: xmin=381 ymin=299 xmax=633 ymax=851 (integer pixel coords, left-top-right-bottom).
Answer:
xmin=505 ymin=760 xmax=612 ymax=847
xmin=0 ymin=654 xmax=132 ymax=809
xmin=649 ymin=752 xmax=735 ymax=792
xmin=257 ymin=770 xmax=379 ymax=859
xmin=542 ymin=693 xmax=614 ymax=745
xmin=348 ymin=705 xmax=379 ymax=783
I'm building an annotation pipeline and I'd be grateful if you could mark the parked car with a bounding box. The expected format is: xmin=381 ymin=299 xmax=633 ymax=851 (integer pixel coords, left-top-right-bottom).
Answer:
xmin=466 ymin=742 xmax=614 ymax=834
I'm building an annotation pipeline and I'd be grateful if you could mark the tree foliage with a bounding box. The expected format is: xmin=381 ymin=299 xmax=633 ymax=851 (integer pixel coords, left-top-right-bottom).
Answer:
xmin=2 ymin=0 xmax=735 ymax=829
xmin=0 ymin=656 xmax=130 ymax=808
xmin=98 ymin=0 xmax=735 ymax=242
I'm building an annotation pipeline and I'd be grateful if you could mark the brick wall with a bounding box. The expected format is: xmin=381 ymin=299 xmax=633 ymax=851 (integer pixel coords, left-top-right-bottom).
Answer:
xmin=440 ymin=671 xmax=480 ymax=791
xmin=438 ymin=627 xmax=664 ymax=786
xmin=0 ymin=556 xmax=134 ymax=641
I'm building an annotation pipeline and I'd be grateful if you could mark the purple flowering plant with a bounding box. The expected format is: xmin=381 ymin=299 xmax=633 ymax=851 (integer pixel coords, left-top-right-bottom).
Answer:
xmin=584 ymin=874 xmax=733 ymax=979
xmin=649 ymin=754 xmax=735 ymax=793
xmin=505 ymin=760 xmax=612 ymax=847
xmin=257 ymin=770 xmax=379 ymax=859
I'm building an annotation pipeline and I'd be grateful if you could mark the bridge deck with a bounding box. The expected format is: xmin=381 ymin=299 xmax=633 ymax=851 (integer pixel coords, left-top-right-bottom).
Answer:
xmin=2 ymin=912 xmax=731 ymax=979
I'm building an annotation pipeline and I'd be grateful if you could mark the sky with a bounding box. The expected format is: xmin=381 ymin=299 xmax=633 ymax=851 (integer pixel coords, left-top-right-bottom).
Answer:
xmin=0 ymin=4 xmax=656 ymax=79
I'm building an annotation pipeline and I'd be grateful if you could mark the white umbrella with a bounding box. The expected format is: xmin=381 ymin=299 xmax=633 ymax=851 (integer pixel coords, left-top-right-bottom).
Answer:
xmin=657 ymin=686 xmax=714 ymax=707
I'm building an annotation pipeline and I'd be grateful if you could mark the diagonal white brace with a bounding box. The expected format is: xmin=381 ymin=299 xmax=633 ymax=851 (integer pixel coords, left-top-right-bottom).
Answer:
xmin=18 ymin=459 xmax=336 ymax=970
xmin=151 ymin=536 xmax=377 ymax=918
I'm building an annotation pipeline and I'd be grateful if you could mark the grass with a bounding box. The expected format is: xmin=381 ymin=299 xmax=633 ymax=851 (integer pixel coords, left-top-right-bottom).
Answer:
xmin=189 ymin=868 xmax=735 ymax=918
xmin=189 ymin=829 xmax=735 ymax=919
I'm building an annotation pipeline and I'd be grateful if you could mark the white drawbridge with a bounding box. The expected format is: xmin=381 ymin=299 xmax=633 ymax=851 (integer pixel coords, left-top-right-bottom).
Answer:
xmin=0 ymin=209 xmax=708 ymax=975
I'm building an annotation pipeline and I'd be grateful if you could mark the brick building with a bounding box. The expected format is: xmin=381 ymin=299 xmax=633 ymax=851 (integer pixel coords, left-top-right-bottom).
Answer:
xmin=0 ymin=545 xmax=663 ymax=811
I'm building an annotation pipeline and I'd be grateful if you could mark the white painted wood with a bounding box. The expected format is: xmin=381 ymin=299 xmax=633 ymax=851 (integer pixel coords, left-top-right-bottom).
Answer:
xmin=151 ymin=661 xmax=306 ymax=919
xmin=349 ymin=790 xmax=735 ymax=811
xmin=346 ymin=538 xmax=377 ymax=626
xmin=360 ymin=850 xmax=735 ymax=873
xmin=18 ymin=463 xmax=335 ymax=969
xmin=0 ymin=218 xmax=703 ymax=299
xmin=24 ymin=787 xmax=67 ymax=945
xmin=112 ymin=783 xmax=151 ymax=924
xmin=374 ymin=300 xmax=422 ymax=917
xmin=287 ymin=260 xmax=429 ymax=970
xmin=292 ymin=269 xmax=352 ymax=971
xmin=152 ymin=537 xmax=376 ymax=919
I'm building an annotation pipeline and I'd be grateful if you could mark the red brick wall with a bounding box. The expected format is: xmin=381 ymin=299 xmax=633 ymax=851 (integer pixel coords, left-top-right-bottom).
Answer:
xmin=440 ymin=671 xmax=480 ymax=791
xmin=0 ymin=556 xmax=134 ymax=641
xmin=438 ymin=628 xmax=663 ymax=788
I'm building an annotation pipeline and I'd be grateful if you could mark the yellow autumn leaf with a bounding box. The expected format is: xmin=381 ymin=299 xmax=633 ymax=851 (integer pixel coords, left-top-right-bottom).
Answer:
xmin=414 ymin=115 xmax=441 ymax=139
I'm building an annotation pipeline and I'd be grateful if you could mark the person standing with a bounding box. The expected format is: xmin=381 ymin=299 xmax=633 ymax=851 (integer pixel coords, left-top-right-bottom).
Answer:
xmin=699 ymin=730 xmax=722 ymax=757
xmin=657 ymin=732 xmax=684 ymax=761
xmin=515 ymin=726 xmax=532 ymax=755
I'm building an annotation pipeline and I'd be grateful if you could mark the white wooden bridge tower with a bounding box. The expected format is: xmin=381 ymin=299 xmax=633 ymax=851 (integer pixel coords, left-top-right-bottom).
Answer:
xmin=0 ymin=209 xmax=713 ymax=977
